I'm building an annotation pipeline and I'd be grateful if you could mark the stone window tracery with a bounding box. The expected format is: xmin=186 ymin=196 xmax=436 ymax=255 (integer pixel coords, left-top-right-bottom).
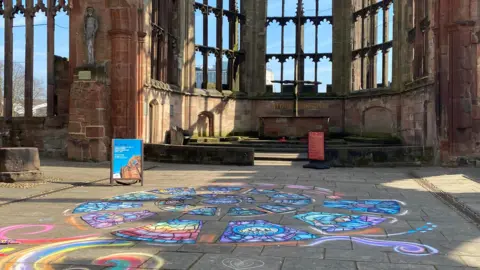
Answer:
xmin=151 ymin=0 xmax=179 ymax=85
xmin=352 ymin=0 xmax=393 ymax=90
xmin=409 ymin=0 xmax=429 ymax=80
xmin=193 ymin=0 xmax=245 ymax=91
xmin=266 ymin=0 xmax=333 ymax=97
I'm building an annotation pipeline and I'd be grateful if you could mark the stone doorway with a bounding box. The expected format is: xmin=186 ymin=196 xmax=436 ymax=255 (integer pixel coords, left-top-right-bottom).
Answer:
xmin=149 ymin=100 xmax=160 ymax=143
xmin=198 ymin=111 xmax=214 ymax=137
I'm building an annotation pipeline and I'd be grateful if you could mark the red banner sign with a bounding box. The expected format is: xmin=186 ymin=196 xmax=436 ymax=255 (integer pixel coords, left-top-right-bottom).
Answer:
xmin=308 ymin=132 xmax=325 ymax=161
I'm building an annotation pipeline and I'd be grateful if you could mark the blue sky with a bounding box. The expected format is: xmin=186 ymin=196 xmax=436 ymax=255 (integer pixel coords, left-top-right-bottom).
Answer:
xmin=195 ymin=0 xmax=394 ymax=92
xmin=0 ymin=1 xmax=69 ymax=96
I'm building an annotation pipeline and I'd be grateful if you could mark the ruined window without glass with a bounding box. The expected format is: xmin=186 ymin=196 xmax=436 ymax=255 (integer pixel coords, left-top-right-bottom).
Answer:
xmin=194 ymin=0 xmax=245 ymax=91
xmin=266 ymin=0 xmax=333 ymax=95
xmin=352 ymin=0 xmax=394 ymax=90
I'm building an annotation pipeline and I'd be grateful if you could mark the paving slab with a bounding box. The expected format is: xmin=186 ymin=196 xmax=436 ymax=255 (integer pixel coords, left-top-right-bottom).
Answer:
xmin=190 ymin=254 xmax=284 ymax=270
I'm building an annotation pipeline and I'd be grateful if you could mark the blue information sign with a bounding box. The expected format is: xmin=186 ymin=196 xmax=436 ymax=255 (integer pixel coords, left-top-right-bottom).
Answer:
xmin=110 ymin=139 xmax=144 ymax=186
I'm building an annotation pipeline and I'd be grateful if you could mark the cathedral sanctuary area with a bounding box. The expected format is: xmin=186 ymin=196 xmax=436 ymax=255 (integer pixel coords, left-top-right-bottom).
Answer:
xmin=0 ymin=0 xmax=479 ymax=269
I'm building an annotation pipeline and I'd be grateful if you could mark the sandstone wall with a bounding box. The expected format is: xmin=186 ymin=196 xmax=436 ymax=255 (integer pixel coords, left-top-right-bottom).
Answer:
xmin=344 ymin=83 xmax=437 ymax=148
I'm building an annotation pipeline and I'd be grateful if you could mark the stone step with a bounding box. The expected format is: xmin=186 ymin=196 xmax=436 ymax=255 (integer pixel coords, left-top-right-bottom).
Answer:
xmin=190 ymin=142 xmax=396 ymax=149
xmin=254 ymin=146 xmax=434 ymax=166
xmin=255 ymin=152 xmax=308 ymax=161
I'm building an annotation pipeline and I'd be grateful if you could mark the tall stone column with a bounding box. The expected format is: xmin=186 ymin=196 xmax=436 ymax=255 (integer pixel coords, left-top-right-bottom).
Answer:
xmin=332 ymin=0 xmax=353 ymax=95
xmin=109 ymin=7 xmax=137 ymax=139
xmin=241 ymin=0 xmax=267 ymax=96
xmin=391 ymin=0 xmax=409 ymax=92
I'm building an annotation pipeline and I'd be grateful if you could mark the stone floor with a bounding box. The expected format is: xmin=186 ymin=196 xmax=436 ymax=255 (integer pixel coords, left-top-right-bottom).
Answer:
xmin=0 ymin=160 xmax=479 ymax=269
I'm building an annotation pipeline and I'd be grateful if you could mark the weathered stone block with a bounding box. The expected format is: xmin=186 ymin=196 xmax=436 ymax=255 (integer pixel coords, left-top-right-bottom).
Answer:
xmin=0 ymin=147 xmax=41 ymax=172
xmin=0 ymin=147 xmax=42 ymax=182
xmin=86 ymin=126 xmax=105 ymax=138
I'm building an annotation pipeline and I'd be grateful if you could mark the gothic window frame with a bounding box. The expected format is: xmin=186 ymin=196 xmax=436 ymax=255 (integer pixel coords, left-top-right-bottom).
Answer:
xmin=151 ymin=0 xmax=179 ymax=85
xmin=193 ymin=0 xmax=245 ymax=91
xmin=265 ymin=0 xmax=333 ymax=96
xmin=352 ymin=0 xmax=393 ymax=90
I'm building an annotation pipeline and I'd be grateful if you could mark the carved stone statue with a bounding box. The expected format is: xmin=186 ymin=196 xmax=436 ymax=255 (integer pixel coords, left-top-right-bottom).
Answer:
xmin=84 ymin=7 xmax=98 ymax=65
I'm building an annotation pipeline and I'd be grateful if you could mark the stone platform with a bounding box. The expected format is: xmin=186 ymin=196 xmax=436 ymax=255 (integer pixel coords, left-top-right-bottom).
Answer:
xmin=0 ymin=147 xmax=43 ymax=183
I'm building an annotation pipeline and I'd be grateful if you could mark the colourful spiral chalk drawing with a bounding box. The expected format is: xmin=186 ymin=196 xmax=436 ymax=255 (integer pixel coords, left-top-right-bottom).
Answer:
xmin=112 ymin=219 xmax=203 ymax=244
xmin=306 ymin=236 xmax=438 ymax=256
xmin=220 ymin=220 xmax=318 ymax=243
xmin=92 ymin=252 xmax=165 ymax=269
xmin=294 ymin=212 xmax=387 ymax=233
xmin=81 ymin=211 xmax=156 ymax=229
xmin=0 ymin=238 xmax=133 ymax=270
xmin=323 ymin=200 xmax=405 ymax=215
xmin=72 ymin=202 xmax=143 ymax=214
xmin=227 ymin=208 xmax=268 ymax=216
xmin=0 ymin=225 xmax=98 ymax=244
xmin=109 ymin=192 xmax=159 ymax=201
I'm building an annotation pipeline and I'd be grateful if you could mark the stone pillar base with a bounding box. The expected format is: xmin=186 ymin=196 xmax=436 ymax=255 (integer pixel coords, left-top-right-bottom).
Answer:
xmin=0 ymin=147 xmax=43 ymax=183
xmin=67 ymin=64 xmax=111 ymax=162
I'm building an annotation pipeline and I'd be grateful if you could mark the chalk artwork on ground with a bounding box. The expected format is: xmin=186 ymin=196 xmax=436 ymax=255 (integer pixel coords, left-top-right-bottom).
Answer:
xmin=246 ymin=188 xmax=278 ymax=195
xmin=81 ymin=210 xmax=156 ymax=229
xmin=294 ymin=212 xmax=387 ymax=233
xmin=227 ymin=207 xmax=269 ymax=216
xmin=197 ymin=186 xmax=244 ymax=194
xmin=220 ymin=220 xmax=318 ymax=243
xmin=187 ymin=207 xmax=217 ymax=216
xmin=93 ymin=252 xmax=165 ymax=269
xmin=307 ymin=236 xmax=438 ymax=256
xmin=156 ymin=199 xmax=185 ymax=206
xmin=0 ymin=238 xmax=134 ymax=270
xmin=272 ymin=198 xmax=313 ymax=206
xmin=109 ymin=192 xmax=159 ymax=201
xmin=156 ymin=203 xmax=199 ymax=212
xmin=0 ymin=183 xmax=440 ymax=266
xmin=0 ymin=248 xmax=15 ymax=257
xmin=0 ymin=225 xmax=98 ymax=244
xmin=222 ymin=258 xmax=265 ymax=270
xmin=202 ymin=195 xmax=255 ymax=205
xmin=149 ymin=187 xmax=196 ymax=196
xmin=112 ymin=219 xmax=203 ymax=244
xmin=323 ymin=200 xmax=405 ymax=215
xmin=72 ymin=202 xmax=143 ymax=214
xmin=258 ymin=204 xmax=297 ymax=214
xmin=170 ymin=195 xmax=195 ymax=200
xmin=285 ymin=185 xmax=314 ymax=190
xmin=268 ymin=193 xmax=311 ymax=200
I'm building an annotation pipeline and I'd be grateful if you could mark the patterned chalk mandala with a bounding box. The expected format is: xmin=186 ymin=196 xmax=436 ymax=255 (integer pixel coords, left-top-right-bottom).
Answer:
xmin=59 ymin=183 xmax=440 ymax=256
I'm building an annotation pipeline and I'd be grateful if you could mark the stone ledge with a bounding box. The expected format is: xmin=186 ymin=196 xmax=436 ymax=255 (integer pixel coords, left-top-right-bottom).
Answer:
xmin=0 ymin=170 xmax=44 ymax=183
xmin=144 ymin=144 xmax=254 ymax=166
